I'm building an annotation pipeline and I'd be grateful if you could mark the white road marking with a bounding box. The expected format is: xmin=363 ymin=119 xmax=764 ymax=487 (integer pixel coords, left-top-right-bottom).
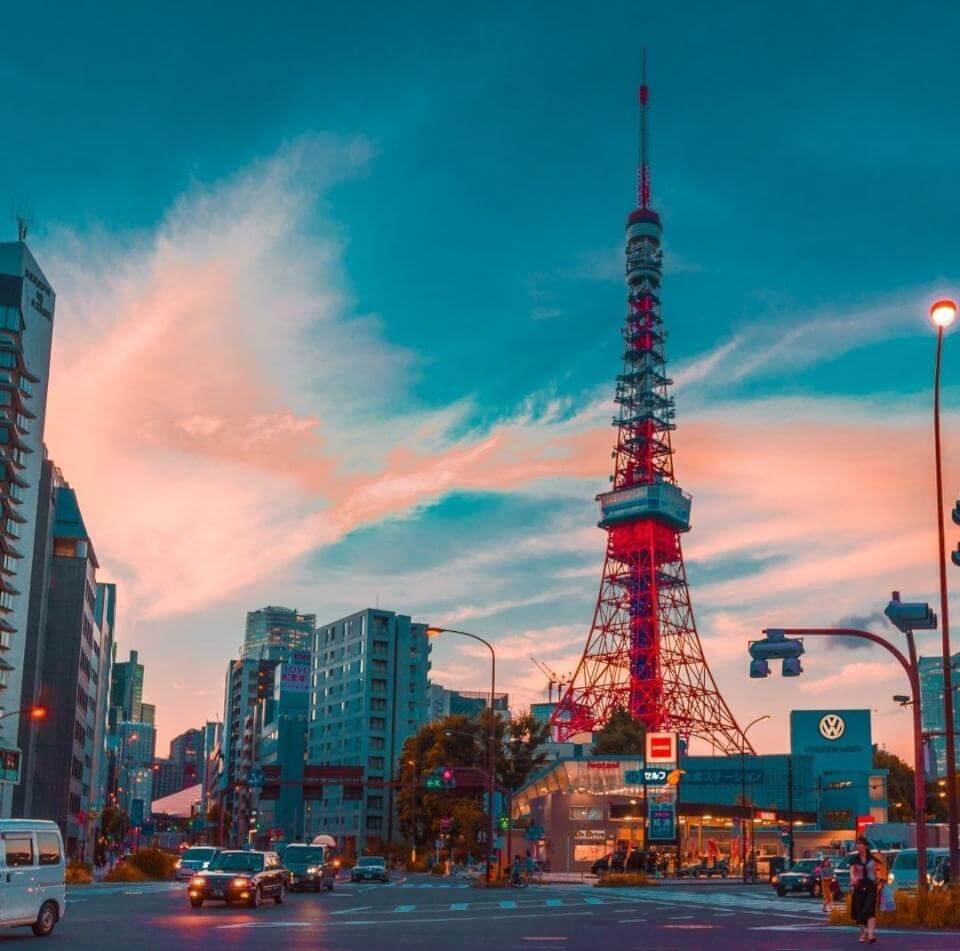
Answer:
xmin=450 ymin=903 xmax=468 ymax=911
xmin=545 ymin=899 xmax=563 ymax=907
xmin=329 ymin=905 xmax=372 ymax=915
xmin=393 ymin=904 xmax=417 ymax=913
xmin=618 ymin=918 xmax=646 ymax=923
xmin=499 ymin=900 xmax=518 ymax=909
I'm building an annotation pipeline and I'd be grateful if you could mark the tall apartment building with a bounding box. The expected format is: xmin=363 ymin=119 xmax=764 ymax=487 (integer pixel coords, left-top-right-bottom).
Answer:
xmin=919 ymin=652 xmax=960 ymax=777
xmin=306 ymin=608 xmax=431 ymax=853
xmin=244 ymin=605 xmax=315 ymax=655
xmin=25 ymin=480 xmax=113 ymax=856
xmin=169 ymin=728 xmax=203 ymax=789
xmin=110 ymin=649 xmax=145 ymax=724
xmin=0 ymin=240 xmax=56 ymax=818
xmin=114 ymin=719 xmax=156 ymax=819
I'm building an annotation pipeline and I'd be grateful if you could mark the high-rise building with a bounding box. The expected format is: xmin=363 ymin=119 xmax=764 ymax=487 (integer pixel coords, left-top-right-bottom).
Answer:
xmin=919 ymin=653 xmax=960 ymax=777
xmin=169 ymin=728 xmax=203 ymax=789
xmin=244 ymin=606 xmax=315 ymax=655
xmin=0 ymin=239 xmax=56 ymax=817
xmin=23 ymin=479 xmax=113 ymax=856
xmin=426 ymin=684 xmax=509 ymax=721
xmin=306 ymin=609 xmax=430 ymax=853
xmin=110 ymin=650 xmax=144 ymax=724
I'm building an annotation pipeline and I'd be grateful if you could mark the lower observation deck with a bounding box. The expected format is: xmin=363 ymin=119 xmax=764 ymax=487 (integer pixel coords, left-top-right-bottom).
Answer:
xmin=597 ymin=480 xmax=691 ymax=532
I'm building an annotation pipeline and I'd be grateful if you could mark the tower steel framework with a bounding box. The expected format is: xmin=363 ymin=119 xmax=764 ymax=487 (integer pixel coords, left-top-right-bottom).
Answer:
xmin=551 ymin=75 xmax=750 ymax=754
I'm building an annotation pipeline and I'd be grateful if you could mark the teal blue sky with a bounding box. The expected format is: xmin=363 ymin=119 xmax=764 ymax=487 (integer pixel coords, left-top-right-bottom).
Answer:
xmin=4 ymin=1 xmax=960 ymax=753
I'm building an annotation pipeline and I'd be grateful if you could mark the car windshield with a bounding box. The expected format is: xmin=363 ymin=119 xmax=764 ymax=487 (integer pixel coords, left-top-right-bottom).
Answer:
xmin=790 ymin=860 xmax=818 ymax=872
xmin=182 ymin=848 xmax=217 ymax=862
xmin=357 ymin=857 xmax=385 ymax=867
xmin=283 ymin=846 xmax=325 ymax=864
xmin=209 ymin=852 xmax=264 ymax=873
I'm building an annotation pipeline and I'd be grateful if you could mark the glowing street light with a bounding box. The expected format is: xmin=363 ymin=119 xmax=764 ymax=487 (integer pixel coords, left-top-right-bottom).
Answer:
xmin=930 ymin=299 xmax=957 ymax=329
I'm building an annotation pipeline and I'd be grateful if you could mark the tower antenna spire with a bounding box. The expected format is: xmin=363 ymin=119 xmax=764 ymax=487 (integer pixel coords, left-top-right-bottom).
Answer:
xmin=638 ymin=48 xmax=650 ymax=210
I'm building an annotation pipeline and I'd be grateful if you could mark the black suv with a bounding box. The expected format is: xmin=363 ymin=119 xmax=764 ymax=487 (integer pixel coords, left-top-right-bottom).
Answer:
xmin=187 ymin=850 xmax=290 ymax=908
xmin=281 ymin=844 xmax=336 ymax=892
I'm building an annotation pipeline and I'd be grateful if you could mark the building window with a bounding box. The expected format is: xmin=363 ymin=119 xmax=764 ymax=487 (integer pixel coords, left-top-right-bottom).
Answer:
xmin=371 ymin=679 xmax=387 ymax=694
xmin=367 ymin=796 xmax=383 ymax=810
xmin=369 ymin=717 xmax=386 ymax=732
xmin=372 ymin=660 xmax=387 ymax=674
xmin=367 ymin=756 xmax=384 ymax=770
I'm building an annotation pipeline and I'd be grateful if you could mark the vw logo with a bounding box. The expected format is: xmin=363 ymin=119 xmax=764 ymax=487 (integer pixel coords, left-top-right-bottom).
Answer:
xmin=819 ymin=714 xmax=845 ymax=741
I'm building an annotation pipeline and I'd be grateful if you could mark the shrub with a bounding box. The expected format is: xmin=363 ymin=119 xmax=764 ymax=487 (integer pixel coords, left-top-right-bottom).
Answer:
xmin=104 ymin=863 xmax=149 ymax=883
xmin=65 ymin=863 xmax=92 ymax=885
xmin=128 ymin=847 xmax=178 ymax=880
xmin=828 ymin=886 xmax=960 ymax=929
xmin=594 ymin=872 xmax=658 ymax=888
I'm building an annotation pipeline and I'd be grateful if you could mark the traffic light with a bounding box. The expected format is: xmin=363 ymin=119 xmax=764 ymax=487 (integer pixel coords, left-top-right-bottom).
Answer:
xmin=424 ymin=767 xmax=456 ymax=790
xmin=748 ymin=629 xmax=804 ymax=678
xmin=498 ymin=815 xmax=510 ymax=832
xmin=884 ymin=593 xmax=937 ymax=632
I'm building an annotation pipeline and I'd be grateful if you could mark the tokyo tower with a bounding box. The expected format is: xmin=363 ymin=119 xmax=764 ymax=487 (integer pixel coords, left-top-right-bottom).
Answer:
xmin=551 ymin=71 xmax=750 ymax=754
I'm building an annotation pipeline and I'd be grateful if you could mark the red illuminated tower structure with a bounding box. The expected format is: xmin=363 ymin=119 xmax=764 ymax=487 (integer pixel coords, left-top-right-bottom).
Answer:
xmin=551 ymin=72 xmax=750 ymax=754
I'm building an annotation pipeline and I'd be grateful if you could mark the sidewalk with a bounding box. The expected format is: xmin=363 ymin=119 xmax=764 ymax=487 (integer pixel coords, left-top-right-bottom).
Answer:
xmin=541 ymin=871 xmax=771 ymax=886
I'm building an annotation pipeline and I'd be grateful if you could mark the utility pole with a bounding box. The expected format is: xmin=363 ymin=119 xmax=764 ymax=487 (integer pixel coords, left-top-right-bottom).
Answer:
xmin=787 ymin=756 xmax=795 ymax=865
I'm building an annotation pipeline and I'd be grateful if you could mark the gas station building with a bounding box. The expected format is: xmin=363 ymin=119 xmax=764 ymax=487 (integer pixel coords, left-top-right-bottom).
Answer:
xmin=512 ymin=709 xmax=889 ymax=873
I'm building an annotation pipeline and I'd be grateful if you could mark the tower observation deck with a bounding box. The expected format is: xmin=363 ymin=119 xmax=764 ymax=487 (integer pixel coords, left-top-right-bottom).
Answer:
xmin=550 ymin=73 xmax=750 ymax=754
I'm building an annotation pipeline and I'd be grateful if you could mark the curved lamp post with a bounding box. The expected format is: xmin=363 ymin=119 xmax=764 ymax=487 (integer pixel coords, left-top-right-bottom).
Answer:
xmin=930 ymin=297 xmax=959 ymax=881
xmin=426 ymin=626 xmax=496 ymax=881
xmin=740 ymin=714 xmax=770 ymax=882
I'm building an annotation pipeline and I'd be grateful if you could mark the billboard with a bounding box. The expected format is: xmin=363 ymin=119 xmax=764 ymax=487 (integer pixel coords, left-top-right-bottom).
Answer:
xmin=789 ymin=709 xmax=872 ymax=772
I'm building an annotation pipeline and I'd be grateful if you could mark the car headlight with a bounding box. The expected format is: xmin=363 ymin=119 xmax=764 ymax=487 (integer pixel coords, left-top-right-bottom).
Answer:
xmin=888 ymin=873 xmax=894 ymax=884
xmin=175 ymin=860 xmax=182 ymax=869
xmin=307 ymin=866 xmax=318 ymax=874
xmin=232 ymin=877 xmax=251 ymax=888
xmin=771 ymin=875 xmax=779 ymax=883
xmin=189 ymin=875 xmax=205 ymax=887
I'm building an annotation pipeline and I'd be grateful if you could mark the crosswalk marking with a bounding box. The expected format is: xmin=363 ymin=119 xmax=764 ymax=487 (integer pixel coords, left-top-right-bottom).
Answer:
xmin=499 ymin=900 xmax=518 ymax=909
xmin=545 ymin=899 xmax=563 ymax=907
xmin=393 ymin=904 xmax=417 ymax=913
xmin=450 ymin=903 xmax=468 ymax=911
xmin=583 ymin=897 xmax=604 ymax=905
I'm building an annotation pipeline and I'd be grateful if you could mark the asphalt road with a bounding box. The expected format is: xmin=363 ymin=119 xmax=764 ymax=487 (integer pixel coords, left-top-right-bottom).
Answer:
xmin=5 ymin=874 xmax=959 ymax=949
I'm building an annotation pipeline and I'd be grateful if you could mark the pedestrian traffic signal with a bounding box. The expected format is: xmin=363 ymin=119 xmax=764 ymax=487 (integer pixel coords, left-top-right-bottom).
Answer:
xmin=498 ymin=815 xmax=510 ymax=832
xmin=441 ymin=767 xmax=455 ymax=789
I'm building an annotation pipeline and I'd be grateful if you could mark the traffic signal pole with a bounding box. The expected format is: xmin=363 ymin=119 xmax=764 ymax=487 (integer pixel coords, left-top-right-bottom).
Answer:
xmin=763 ymin=625 xmax=928 ymax=892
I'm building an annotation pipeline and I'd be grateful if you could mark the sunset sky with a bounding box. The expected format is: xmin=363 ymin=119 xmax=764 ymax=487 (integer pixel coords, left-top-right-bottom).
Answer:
xmin=3 ymin=1 xmax=960 ymax=756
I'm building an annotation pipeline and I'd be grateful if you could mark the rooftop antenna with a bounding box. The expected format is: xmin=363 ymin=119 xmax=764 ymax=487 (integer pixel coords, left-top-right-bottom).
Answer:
xmin=637 ymin=48 xmax=650 ymax=210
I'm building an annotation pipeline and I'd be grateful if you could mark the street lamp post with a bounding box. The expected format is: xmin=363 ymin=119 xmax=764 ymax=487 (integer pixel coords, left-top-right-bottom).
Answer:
xmin=930 ymin=297 xmax=959 ymax=881
xmin=427 ymin=626 xmax=497 ymax=881
xmin=740 ymin=714 xmax=770 ymax=883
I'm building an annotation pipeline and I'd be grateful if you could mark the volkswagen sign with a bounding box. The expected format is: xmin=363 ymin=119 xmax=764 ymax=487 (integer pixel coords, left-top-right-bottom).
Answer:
xmin=819 ymin=713 xmax=845 ymax=741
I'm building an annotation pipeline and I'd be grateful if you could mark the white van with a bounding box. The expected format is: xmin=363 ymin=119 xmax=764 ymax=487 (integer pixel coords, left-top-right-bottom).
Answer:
xmin=0 ymin=820 xmax=65 ymax=937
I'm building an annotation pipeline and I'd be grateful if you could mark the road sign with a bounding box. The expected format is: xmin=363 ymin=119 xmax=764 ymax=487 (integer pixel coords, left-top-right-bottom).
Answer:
xmin=647 ymin=798 xmax=676 ymax=841
xmin=247 ymin=768 xmax=265 ymax=790
xmin=645 ymin=732 xmax=678 ymax=765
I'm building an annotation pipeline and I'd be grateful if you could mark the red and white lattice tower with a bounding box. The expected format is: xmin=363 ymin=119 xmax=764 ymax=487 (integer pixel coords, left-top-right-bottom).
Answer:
xmin=551 ymin=71 xmax=751 ymax=754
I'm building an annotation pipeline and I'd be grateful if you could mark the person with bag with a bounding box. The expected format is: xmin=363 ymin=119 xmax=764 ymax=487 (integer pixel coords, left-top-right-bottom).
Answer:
xmin=849 ymin=837 xmax=880 ymax=944
xmin=817 ymin=856 xmax=835 ymax=912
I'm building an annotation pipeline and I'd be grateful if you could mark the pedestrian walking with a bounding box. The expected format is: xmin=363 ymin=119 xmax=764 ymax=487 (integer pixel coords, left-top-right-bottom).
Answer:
xmin=817 ymin=856 xmax=835 ymax=912
xmin=849 ymin=836 xmax=879 ymax=944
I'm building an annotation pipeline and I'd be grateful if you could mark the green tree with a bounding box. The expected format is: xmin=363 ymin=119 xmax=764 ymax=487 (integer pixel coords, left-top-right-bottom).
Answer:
xmin=592 ymin=707 xmax=646 ymax=755
xmin=873 ymin=746 xmax=915 ymax=821
xmin=395 ymin=711 xmax=551 ymax=858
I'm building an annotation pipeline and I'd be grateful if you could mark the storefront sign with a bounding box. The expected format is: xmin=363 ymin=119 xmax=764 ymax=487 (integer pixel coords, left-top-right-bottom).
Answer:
xmin=574 ymin=829 xmax=606 ymax=841
xmin=755 ymin=810 xmax=777 ymax=821
xmin=587 ymin=761 xmax=620 ymax=770
xmin=647 ymin=799 xmax=676 ymax=841
xmin=646 ymin=732 xmax=678 ymax=765
xmin=642 ymin=768 xmax=668 ymax=784
xmin=685 ymin=768 xmax=763 ymax=785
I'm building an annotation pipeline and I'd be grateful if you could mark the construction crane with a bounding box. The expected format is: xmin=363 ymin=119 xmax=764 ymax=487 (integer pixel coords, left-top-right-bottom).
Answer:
xmin=530 ymin=657 xmax=573 ymax=704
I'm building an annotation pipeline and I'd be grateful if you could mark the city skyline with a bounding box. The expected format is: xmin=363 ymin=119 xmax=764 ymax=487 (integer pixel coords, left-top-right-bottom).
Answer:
xmin=3 ymin=3 xmax=960 ymax=755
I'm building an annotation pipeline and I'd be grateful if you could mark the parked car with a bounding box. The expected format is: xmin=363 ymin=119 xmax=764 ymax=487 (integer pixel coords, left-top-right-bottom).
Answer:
xmin=678 ymin=857 xmax=729 ymax=879
xmin=280 ymin=844 xmax=336 ymax=892
xmin=174 ymin=846 xmax=220 ymax=882
xmin=888 ymin=848 xmax=949 ymax=891
xmin=590 ymin=854 xmax=612 ymax=876
xmin=187 ymin=850 xmax=289 ymax=908
xmin=771 ymin=858 xmax=830 ymax=897
xmin=350 ymin=855 xmax=389 ymax=883
xmin=0 ymin=819 xmax=65 ymax=937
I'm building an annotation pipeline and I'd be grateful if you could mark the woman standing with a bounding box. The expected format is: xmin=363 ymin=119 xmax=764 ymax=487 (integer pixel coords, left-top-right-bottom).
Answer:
xmin=849 ymin=837 xmax=879 ymax=943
